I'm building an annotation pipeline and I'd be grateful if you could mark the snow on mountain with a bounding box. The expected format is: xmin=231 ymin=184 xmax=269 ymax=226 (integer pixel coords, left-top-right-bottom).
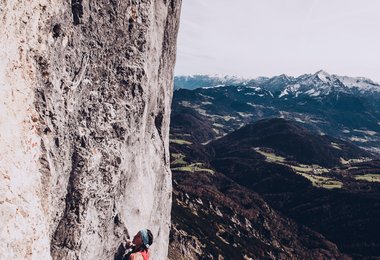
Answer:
xmin=174 ymin=75 xmax=250 ymax=90
xmin=338 ymin=76 xmax=379 ymax=92
xmin=261 ymin=70 xmax=380 ymax=98
xmin=279 ymin=84 xmax=301 ymax=98
xmin=202 ymin=84 xmax=226 ymax=89
xmin=175 ymin=71 xmax=380 ymax=97
xmin=279 ymin=88 xmax=289 ymax=98
xmin=315 ymin=70 xmax=331 ymax=83
xmin=312 ymin=71 xmax=378 ymax=95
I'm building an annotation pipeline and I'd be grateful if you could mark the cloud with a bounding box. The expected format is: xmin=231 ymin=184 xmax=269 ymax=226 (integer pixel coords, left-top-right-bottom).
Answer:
xmin=175 ymin=0 xmax=380 ymax=81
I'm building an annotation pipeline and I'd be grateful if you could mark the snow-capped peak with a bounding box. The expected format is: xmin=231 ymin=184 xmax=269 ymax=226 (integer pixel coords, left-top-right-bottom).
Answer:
xmin=271 ymin=70 xmax=380 ymax=98
xmin=175 ymin=72 xmax=380 ymax=93
xmin=314 ymin=70 xmax=331 ymax=83
xmin=337 ymin=76 xmax=380 ymax=92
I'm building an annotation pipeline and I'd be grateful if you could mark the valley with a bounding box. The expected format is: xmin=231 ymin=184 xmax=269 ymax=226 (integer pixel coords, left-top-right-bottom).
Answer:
xmin=168 ymin=73 xmax=380 ymax=259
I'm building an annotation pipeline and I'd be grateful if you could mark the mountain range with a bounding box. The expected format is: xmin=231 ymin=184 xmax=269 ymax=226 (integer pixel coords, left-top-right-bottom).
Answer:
xmin=173 ymin=71 xmax=380 ymax=155
xmin=168 ymin=71 xmax=380 ymax=259
xmin=175 ymin=71 xmax=380 ymax=94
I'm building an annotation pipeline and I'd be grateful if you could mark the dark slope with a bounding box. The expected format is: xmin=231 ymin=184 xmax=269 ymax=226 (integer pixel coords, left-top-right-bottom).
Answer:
xmin=172 ymin=76 xmax=380 ymax=155
xmin=168 ymin=117 xmax=352 ymax=259
xmin=170 ymin=77 xmax=380 ymax=258
xmin=169 ymin=162 xmax=349 ymax=259
xmin=209 ymin=118 xmax=371 ymax=168
xmin=207 ymin=119 xmax=380 ymax=257
xmin=170 ymin=106 xmax=217 ymax=144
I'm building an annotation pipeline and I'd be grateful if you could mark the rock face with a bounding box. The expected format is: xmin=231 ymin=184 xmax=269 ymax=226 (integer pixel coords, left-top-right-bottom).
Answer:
xmin=0 ymin=0 xmax=181 ymax=259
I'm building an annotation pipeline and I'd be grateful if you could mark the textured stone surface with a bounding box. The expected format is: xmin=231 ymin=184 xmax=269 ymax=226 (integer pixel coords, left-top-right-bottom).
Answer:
xmin=0 ymin=0 xmax=181 ymax=259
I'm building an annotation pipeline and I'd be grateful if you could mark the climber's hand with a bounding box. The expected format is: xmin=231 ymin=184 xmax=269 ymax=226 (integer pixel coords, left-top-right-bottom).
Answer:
xmin=125 ymin=239 xmax=134 ymax=249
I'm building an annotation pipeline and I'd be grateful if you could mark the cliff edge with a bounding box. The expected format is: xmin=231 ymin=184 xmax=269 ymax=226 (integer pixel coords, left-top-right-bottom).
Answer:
xmin=0 ymin=0 xmax=181 ymax=259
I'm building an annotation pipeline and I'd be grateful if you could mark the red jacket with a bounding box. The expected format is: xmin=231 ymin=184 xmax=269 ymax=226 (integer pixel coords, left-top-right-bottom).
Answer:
xmin=129 ymin=250 xmax=149 ymax=260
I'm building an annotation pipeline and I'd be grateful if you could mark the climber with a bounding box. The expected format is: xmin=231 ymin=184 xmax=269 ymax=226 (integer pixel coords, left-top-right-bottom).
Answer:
xmin=122 ymin=229 xmax=154 ymax=260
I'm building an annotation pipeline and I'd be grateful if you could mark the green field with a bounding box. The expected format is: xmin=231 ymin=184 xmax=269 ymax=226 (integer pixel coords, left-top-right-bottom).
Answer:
xmin=290 ymin=164 xmax=329 ymax=175
xmin=172 ymin=162 xmax=215 ymax=174
xmin=171 ymin=153 xmax=187 ymax=165
xmin=170 ymin=139 xmax=193 ymax=145
xmin=297 ymin=172 xmax=343 ymax=189
xmin=340 ymin=157 xmax=370 ymax=165
xmin=255 ymin=147 xmax=341 ymax=189
xmin=354 ymin=174 xmax=380 ymax=183
xmin=321 ymin=180 xmax=343 ymax=189
xmin=255 ymin=148 xmax=286 ymax=163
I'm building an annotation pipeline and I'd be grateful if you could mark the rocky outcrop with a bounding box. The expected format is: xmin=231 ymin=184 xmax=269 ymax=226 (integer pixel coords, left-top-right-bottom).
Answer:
xmin=0 ymin=0 xmax=181 ymax=259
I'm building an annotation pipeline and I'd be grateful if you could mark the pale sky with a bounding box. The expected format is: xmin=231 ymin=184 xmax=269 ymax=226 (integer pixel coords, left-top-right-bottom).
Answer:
xmin=175 ymin=0 xmax=380 ymax=81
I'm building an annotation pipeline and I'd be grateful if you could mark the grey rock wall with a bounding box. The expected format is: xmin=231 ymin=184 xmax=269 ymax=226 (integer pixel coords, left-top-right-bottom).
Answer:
xmin=0 ymin=0 xmax=181 ymax=259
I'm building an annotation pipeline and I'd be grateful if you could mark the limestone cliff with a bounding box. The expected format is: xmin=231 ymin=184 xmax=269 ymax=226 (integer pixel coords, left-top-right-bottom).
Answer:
xmin=0 ymin=0 xmax=181 ymax=259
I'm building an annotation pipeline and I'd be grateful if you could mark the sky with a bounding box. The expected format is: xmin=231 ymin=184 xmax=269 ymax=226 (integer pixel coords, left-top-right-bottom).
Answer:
xmin=174 ymin=0 xmax=380 ymax=81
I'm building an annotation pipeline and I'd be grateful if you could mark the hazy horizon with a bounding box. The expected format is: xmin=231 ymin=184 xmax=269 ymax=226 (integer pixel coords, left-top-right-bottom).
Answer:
xmin=175 ymin=0 xmax=380 ymax=82
xmin=174 ymin=69 xmax=380 ymax=83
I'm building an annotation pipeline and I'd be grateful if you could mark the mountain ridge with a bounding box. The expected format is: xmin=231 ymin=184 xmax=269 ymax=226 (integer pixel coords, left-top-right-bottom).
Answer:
xmin=170 ymin=70 xmax=380 ymax=258
xmin=175 ymin=71 xmax=380 ymax=95
xmin=169 ymin=111 xmax=380 ymax=257
xmin=172 ymin=72 xmax=380 ymax=155
xmin=209 ymin=118 xmax=372 ymax=168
